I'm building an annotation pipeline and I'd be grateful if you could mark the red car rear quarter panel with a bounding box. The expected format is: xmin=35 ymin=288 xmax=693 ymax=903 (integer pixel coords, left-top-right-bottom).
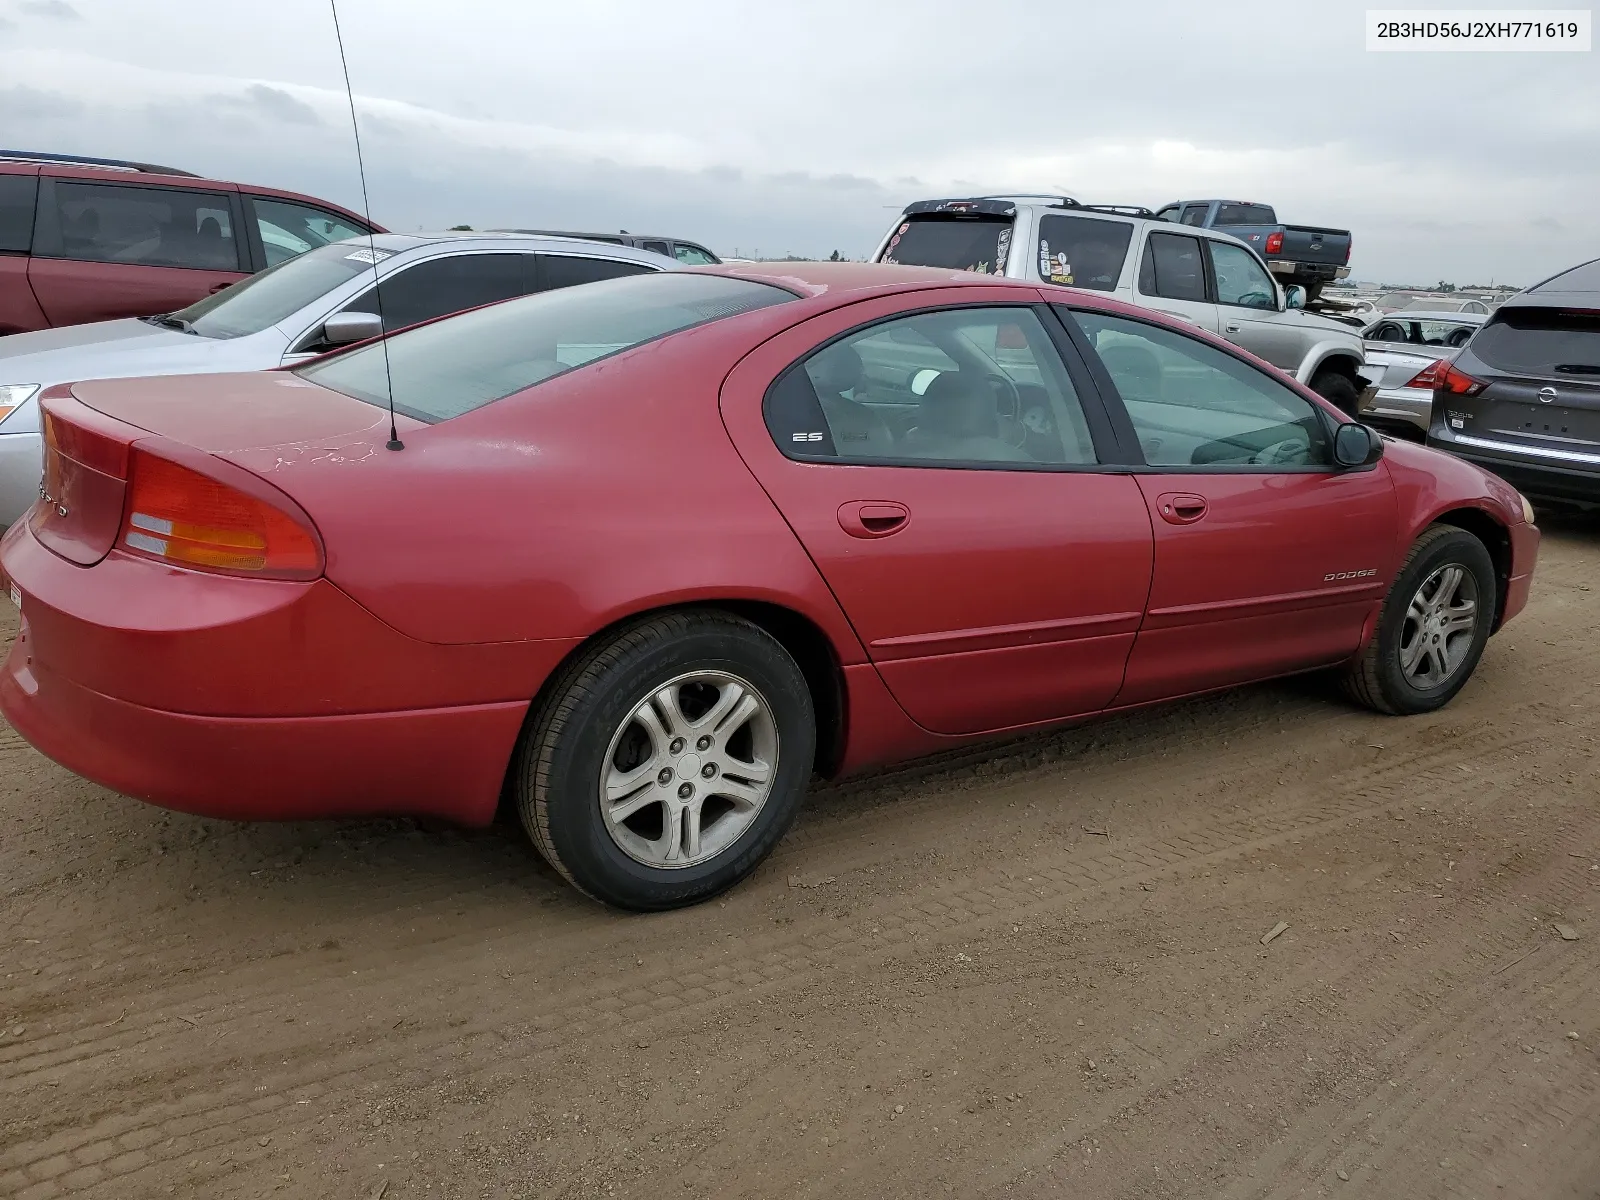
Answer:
xmin=230 ymin=323 xmax=868 ymax=660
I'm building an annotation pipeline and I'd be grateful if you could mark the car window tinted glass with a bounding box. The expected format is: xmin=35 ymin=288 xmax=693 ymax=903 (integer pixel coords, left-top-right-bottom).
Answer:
xmin=1179 ymin=206 xmax=1209 ymax=227
xmin=253 ymin=198 xmax=367 ymax=267
xmin=881 ymin=216 xmax=1011 ymax=275
xmin=673 ymin=244 xmax=718 ymax=265
xmin=172 ymin=242 xmax=385 ymax=339
xmin=301 ymin=273 xmax=795 ymax=422
xmin=0 ymin=173 xmax=38 ymax=253
xmin=641 ymin=240 xmax=670 ymax=256
xmin=48 ymin=182 xmax=242 ymax=271
xmin=1472 ymin=307 xmax=1600 ymax=376
xmin=1035 ymin=216 xmax=1132 ymax=292
xmin=1140 ymin=233 xmax=1208 ymax=302
xmin=765 ymin=307 xmax=1097 ymax=467
xmin=1071 ymin=310 xmax=1332 ymax=468
xmin=1530 ymin=258 xmax=1600 ymax=293
xmin=540 ymin=254 xmax=655 ymax=291
xmin=1155 ymin=206 xmax=1179 ymax=223
xmin=341 ymin=252 xmax=531 ymax=331
xmin=1215 ymin=203 xmax=1275 ymax=225
xmin=1209 ymin=242 xmax=1276 ymax=309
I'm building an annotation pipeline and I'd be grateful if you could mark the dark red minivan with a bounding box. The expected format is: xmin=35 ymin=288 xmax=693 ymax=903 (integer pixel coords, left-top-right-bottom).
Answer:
xmin=0 ymin=151 xmax=382 ymax=335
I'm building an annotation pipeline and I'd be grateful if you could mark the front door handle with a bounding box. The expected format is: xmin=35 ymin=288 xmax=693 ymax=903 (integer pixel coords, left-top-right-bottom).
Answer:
xmin=838 ymin=501 xmax=910 ymax=539
xmin=209 ymin=281 xmax=233 ymax=294
xmin=1224 ymin=322 xmax=1242 ymax=334
xmin=1155 ymin=491 xmax=1208 ymax=525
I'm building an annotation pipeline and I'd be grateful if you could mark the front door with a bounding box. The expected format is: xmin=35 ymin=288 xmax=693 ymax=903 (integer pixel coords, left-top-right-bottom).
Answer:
xmin=27 ymin=178 xmax=247 ymax=326
xmin=1065 ymin=307 xmax=1400 ymax=704
xmin=720 ymin=290 xmax=1153 ymax=736
xmin=1207 ymin=239 xmax=1304 ymax=370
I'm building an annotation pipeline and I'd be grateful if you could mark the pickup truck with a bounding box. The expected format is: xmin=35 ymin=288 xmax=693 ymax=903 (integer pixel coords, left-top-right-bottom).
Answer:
xmin=1154 ymin=200 xmax=1351 ymax=301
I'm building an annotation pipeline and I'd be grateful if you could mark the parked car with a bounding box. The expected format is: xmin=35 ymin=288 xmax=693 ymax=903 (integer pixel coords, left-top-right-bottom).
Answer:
xmin=874 ymin=195 xmax=1371 ymax=413
xmin=1402 ymin=297 xmax=1490 ymax=315
xmin=493 ymin=228 xmax=720 ymax=265
xmin=0 ymin=233 xmax=677 ymax=526
xmin=1153 ymin=199 xmax=1352 ymax=301
xmin=1426 ymin=256 xmax=1600 ymax=506
xmin=1357 ymin=312 xmax=1488 ymax=435
xmin=0 ymin=150 xmax=383 ymax=334
xmin=0 ymin=263 xmax=1537 ymax=910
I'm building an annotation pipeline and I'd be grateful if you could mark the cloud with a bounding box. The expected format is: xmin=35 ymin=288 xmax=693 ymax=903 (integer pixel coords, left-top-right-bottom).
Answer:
xmin=234 ymin=84 xmax=322 ymax=126
xmin=18 ymin=0 xmax=80 ymax=18
xmin=0 ymin=85 xmax=84 ymax=120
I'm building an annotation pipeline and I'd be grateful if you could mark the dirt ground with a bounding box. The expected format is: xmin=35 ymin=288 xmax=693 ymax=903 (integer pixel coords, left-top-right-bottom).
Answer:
xmin=2 ymin=521 xmax=1598 ymax=1200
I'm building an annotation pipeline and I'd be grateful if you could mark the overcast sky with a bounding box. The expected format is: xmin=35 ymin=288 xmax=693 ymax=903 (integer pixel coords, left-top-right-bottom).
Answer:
xmin=5 ymin=0 xmax=1596 ymax=285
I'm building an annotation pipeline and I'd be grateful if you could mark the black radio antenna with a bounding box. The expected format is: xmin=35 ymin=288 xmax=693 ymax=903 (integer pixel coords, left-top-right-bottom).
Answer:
xmin=329 ymin=0 xmax=402 ymax=451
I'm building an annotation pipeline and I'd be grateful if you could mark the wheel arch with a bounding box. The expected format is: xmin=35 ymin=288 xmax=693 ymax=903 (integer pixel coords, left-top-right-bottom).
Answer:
xmin=1428 ymin=506 xmax=1512 ymax=632
xmin=1301 ymin=347 xmax=1364 ymax=386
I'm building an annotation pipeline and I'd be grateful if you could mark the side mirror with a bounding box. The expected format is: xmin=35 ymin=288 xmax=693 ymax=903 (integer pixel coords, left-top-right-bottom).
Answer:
xmin=1284 ymin=285 xmax=1306 ymax=311
xmin=322 ymin=311 xmax=384 ymax=346
xmin=1334 ymin=421 xmax=1383 ymax=468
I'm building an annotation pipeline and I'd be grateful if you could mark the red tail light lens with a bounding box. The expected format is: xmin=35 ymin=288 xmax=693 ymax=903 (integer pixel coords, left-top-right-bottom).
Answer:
xmin=1437 ymin=362 xmax=1486 ymax=396
xmin=1344 ymin=235 xmax=1353 ymax=265
xmin=118 ymin=449 xmax=323 ymax=579
xmin=1264 ymin=232 xmax=1284 ymax=255
xmin=1404 ymin=357 xmax=1450 ymax=389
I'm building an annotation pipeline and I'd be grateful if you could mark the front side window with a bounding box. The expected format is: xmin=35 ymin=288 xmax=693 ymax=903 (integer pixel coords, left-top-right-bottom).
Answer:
xmin=880 ymin=216 xmax=1012 ymax=276
xmin=1154 ymin=205 xmax=1180 ymax=223
xmin=673 ymin=244 xmax=718 ymax=266
xmin=540 ymin=254 xmax=655 ymax=291
xmin=1071 ymin=310 xmax=1331 ymax=469
xmin=1137 ymin=232 xmax=1208 ymax=303
xmin=301 ymin=273 xmax=795 ymax=423
xmin=764 ymin=306 xmax=1097 ymax=467
xmin=340 ymin=252 xmax=532 ymax=332
xmin=1034 ymin=216 xmax=1133 ymax=291
xmin=1209 ymin=242 xmax=1276 ymax=310
xmin=47 ymin=181 xmax=242 ymax=271
xmin=171 ymin=241 xmax=388 ymax=339
xmin=252 ymin=198 xmax=367 ymax=267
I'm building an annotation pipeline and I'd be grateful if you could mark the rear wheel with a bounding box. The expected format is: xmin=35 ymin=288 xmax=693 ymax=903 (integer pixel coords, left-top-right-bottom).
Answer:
xmin=513 ymin=610 xmax=815 ymax=910
xmin=1311 ymin=368 xmax=1361 ymax=417
xmin=1342 ymin=525 xmax=1496 ymax=715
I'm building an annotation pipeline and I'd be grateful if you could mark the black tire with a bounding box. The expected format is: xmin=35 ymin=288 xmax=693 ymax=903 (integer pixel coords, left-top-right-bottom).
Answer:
xmin=1342 ymin=525 xmax=1497 ymax=715
xmin=1311 ymin=368 xmax=1361 ymax=417
xmin=513 ymin=610 xmax=815 ymax=911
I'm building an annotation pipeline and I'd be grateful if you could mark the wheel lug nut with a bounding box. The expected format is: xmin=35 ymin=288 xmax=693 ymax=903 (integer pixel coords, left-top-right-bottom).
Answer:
xmin=677 ymin=782 xmax=693 ymax=799
xmin=701 ymin=763 xmax=717 ymax=778
xmin=697 ymin=736 xmax=712 ymax=751
xmin=669 ymin=738 xmax=686 ymax=755
xmin=658 ymin=768 xmax=673 ymax=785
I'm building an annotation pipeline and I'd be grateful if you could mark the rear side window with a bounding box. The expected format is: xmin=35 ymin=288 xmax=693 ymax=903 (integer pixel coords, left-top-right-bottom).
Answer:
xmin=641 ymin=240 xmax=671 ymax=256
xmin=46 ymin=181 xmax=242 ymax=271
xmin=343 ymin=252 xmax=532 ymax=331
xmin=880 ymin=216 xmax=1012 ymax=276
xmin=252 ymin=198 xmax=368 ymax=267
xmin=0 ymin=174 xmax=38 ymax=253
xmin=300 ymin=273 xmax=795 ymax=422
xmin=1472 ymin=307 xmax=1600 ymax=377
xmin=1138 ymin=232 xmax=1208 ymax=303
xmin=540 ymin=254 xmax=655 ymax=290
xmin=1214 ymin=203 xmax=1275 ymax=225
xmin=1035 ymin=216 xmax=1132 ymax=291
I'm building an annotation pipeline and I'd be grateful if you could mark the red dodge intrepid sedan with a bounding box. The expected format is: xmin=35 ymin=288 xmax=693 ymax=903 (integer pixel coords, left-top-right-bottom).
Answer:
xmin=0 ymin=264 xmax=1539 ymax=909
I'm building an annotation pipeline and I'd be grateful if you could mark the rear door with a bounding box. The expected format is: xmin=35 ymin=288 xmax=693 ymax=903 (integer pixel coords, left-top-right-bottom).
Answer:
xmin=1132 ymin=231 xmax=1219 ymax=332
xmin=1449 ymin=304 xmax=1600 ymax=455
xmin=719 ymin=288 xmax=1153 ymax=736
xmin=1063 ymin=306 xmax=1398 ymax=704
xmin=27 ymin=176 xmax=248 ymax=326
xmin=0 ymin=168 xmax=46 ymax=334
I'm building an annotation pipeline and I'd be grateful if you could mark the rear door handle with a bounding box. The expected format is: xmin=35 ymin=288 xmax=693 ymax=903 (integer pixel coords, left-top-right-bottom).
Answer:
xmin=838 ymin=501 xmax=910 ymax=539
xmin=208 ymin=281 xmax=232 ymax=294
xmin=1155 ymin=492 xmax=1208 ymax=525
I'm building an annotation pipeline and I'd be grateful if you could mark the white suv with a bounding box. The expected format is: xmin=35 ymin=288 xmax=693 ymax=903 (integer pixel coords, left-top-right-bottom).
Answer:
xmin=873 ymin=196 xmax=1370 ymax=414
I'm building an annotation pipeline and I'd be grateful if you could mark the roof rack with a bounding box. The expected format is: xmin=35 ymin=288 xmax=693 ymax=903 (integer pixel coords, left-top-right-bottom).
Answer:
xmin=0 ymin=149 xmax=199 ymax=177
xmin=1080 ymin=204 xmax=1156 ymax=218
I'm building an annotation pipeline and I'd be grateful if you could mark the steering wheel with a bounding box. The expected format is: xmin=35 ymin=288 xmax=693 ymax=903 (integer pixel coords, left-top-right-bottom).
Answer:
xmin=985 ymin=373 xmax=1026 ymax=446
xmin=1447 ymin=327 xmax=1473 ymax=347
xmin=1252 ymin=437 xmax=1309 ymax=466
xmin=1238 ymin=291 xmax=1272 ymax=309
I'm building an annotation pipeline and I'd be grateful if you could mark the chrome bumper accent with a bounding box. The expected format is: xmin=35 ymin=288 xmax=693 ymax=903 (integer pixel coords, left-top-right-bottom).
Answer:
xmin=1450 ymin=432 xmax=1600 ymax=467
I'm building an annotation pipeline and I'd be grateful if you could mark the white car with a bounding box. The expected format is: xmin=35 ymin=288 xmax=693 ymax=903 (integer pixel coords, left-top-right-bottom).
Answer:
xmin=0 ymin=233 xmax=677 ymax=526
xmin=1355 ymin=311 xmax=1487 ymax=436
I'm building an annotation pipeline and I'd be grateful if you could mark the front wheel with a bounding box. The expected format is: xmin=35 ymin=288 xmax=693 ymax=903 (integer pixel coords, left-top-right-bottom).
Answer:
xmin=513 ymin=610 xmax=815 ymax=910
xmin=1342 ymin=526 xmax=1497 ymax=715
xmin=1311 ymin=368 xmax=1361 ymax=417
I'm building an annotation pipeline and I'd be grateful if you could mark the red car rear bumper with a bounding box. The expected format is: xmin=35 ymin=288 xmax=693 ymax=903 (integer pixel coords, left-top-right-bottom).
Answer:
xmin=1 ymin=629 xmax=525 ymax=823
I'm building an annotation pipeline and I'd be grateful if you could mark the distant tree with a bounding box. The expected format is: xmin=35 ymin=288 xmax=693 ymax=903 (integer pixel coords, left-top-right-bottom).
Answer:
xmin=1437 ymin=280 xmax=1456 ymax=292
xmin=449 ymin=225 xmax=473 ymax=231
xmin=829 ymin=249 xmax=842 ymax=261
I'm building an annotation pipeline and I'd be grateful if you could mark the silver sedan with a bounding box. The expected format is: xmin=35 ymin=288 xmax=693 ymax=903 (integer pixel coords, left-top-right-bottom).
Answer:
xmin=1355 ymin=311 xmax=1487 ymax=436
xmin=0 ymin=233 xmax=677 ymax=527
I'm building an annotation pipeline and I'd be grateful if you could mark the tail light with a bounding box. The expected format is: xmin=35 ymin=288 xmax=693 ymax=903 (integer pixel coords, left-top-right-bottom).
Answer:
xmin=118 ymin=447 xmax=323 ymax=580
xmin=1404 ymin=357 xmax=1451 ymax=390
xmin=1436 ymin=362 xmax=1486 ymax=396
xmin=1264 ymin=232 xmax=1284 ymax=255
xmin=1344 ymin=235 xmax=1353 ymax=265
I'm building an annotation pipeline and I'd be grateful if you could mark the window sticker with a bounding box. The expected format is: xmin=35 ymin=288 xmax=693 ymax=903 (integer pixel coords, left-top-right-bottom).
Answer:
xmin=344 ymin=247 xmax=395 ymax=265
xmin=994 ymin=227 xmax=1011 ymax=274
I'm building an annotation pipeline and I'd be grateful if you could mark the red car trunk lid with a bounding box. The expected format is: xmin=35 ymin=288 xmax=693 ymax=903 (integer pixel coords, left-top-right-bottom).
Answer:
xmin=30 ymin=389 xmax=141 ymax=566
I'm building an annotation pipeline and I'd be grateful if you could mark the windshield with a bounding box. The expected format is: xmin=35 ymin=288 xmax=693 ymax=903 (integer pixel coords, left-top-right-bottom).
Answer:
xmin=298 ymin=272 xmax=796 ymax=422
xmin=169 ymin=242 xmax=395 ymax=340
xmin=1472 ymin=306 xmax=1600 ymax=376
xmin=881 ymin=216 xmax=1012 ymax=275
